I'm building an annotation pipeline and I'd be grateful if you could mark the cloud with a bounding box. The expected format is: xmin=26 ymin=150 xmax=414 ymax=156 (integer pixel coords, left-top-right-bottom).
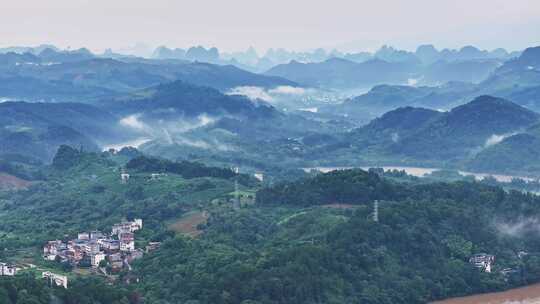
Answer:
xmin=0 ymin=97 xmax=15 ymax=103
xmin=119 ymin=114 xmax=148 ymax=132
xmin=174 ymin=135 xmax=236 ymax=151
xmin=227 ymin=85 xmax=308 ymax=103
xmin=120 ymin=113 xmax=216 ymax=135
xmin=298 ymin=107 xmax=318 ymax=113
xmin=496 ymin=217 xmax=540 ymax=237
xmin=391 ymin=132 xmax=399 ymax=143
xmin=407 ymin=78 xmax=419 ymax=86
xmin=268 ymin=86 xmax=306 ymax=95
xmin=102 ymin=137 xmax=152 ymax=151
xmin=485 ymin=133 xmax=516 ymax=148
xmin=162 ymin=114 xmax=217 ymax=133
xmin=227 ymin=86 xmax=274 ymax=102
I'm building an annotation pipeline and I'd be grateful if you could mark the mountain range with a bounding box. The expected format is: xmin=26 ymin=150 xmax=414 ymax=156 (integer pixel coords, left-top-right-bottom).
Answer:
xmin=0 ymin=49 xmax=297 ymax=102
xmin=151 ymin=44 xmax=519 ymax=73
xmin=1 ymin=44 xmax=540 ymax=179
xmin=326 ymin=95 xmax=540 ymax=176
xmin=327 ymin=46 xmax=540 ymax=119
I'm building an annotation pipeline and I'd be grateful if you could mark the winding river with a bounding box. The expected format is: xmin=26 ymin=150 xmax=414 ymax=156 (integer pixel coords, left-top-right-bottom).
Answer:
xmin=305 ymin=166 xmax=537 ymax=183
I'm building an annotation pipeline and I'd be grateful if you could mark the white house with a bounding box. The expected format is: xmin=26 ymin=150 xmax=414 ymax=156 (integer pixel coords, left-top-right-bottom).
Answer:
xmin=254 ymin=173 xmax=264 ymax=182
xmin=78 ymin=232 xmax=90 ymax=241
xmin=112 ymin=219 xmax=142 ymax=235
xmin=469 ymin=253 xmax=495 ymax=273
xmin=121 ymin=173 xmax=130 ymax=184
xmin=120 ymin=240 xmax=135 ymax=252
xmin=42 ymin=271 xmax=68 ymax=289
xmin=91 ymin=253 xmax=106 ymax=268
xmin=133 ymin=219 xmax=143 ymax=230
xmin=0 ymin=263 xmax=17 ymax=276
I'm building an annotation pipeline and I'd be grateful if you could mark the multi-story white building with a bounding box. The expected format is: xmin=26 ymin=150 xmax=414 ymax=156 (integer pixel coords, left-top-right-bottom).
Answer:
xmin=99 ymin=239 xmax=120 ymax=251
xmin=120 ymin=240 xmax=135 ymax=252
xmin=91 ymin=252 xmax=106 ymax=268
xmin=90 ymin=231 xmax=105 ymax=240
xmin=82 ymin=241 xmax=101 ymax=255
xmin=112 ymin=219 xmax=143 ymax=235
xmin=0 ymin=263 xmax=17 ymax=276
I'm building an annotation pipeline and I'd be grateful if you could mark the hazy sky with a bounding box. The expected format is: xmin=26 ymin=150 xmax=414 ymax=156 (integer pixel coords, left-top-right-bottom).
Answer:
xmin=2 ymin=0 xmax=539 ymax=54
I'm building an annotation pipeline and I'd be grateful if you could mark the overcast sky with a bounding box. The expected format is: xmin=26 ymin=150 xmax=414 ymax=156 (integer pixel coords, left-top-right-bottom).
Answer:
xmin=2 ymin=0 xmax=539 ymax=54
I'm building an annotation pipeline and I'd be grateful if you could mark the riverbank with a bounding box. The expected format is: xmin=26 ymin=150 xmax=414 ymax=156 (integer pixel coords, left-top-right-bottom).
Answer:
xmin=432 ymin=283 xmax=540 ymax=304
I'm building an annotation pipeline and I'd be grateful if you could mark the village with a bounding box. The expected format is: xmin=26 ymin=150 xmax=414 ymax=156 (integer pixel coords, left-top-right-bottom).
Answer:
xmin=38 ymin=218 xmax=160 ymax=288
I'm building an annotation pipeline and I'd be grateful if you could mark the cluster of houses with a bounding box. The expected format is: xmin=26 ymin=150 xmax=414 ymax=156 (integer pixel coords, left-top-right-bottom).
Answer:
xmin=43 ymin=219 xmax=145 ymax=272
xmin=0 ymin=262 xmax=17 ymax=276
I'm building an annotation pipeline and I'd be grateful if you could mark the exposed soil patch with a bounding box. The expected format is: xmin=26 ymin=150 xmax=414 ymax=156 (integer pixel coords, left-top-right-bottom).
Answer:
xmin=0 ymin=173 xmax=32 ymax=190
xmin=169 ymin=211 xmax=209 ymax=237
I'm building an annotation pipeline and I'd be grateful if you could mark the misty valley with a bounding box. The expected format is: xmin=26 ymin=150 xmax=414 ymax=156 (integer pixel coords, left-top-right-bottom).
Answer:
xmin=2 ymin=18 xmax=540 ymax=304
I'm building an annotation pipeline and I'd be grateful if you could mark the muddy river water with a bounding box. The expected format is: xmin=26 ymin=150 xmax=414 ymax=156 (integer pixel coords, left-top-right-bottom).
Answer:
xmin=431 ymin=283 xmax=540 ymax=304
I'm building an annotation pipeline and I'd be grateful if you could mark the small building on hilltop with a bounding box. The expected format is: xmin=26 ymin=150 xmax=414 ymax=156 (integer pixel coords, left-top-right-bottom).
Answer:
xmin=112 ymin=219 xmax=143 ymax=236
xmin=0 ymin=263 xmax=17 ymax=276
xmin=91 ymin=252 xmax=106 ymax=268
xmin=146 ymin=242 xmax=161 ymax=253
xmin=121 ymin=173 xmax=130 ymax=184
xmin=42 ymin=271 xmax=68 ymax=289
xmin=469 ymin=253 xmax=495 ymax=273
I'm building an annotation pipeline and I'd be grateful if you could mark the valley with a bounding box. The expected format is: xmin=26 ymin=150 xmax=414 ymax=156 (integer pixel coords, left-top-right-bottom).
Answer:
xmin=1 ymin=12 xmax=540 ymax=302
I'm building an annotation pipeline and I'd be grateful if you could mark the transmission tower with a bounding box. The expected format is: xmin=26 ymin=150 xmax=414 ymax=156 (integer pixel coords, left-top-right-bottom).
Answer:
xmin=373 ymin=200 xmax=379 ymax=222
xmin=234 ymin=167 xmax=240 ymax=209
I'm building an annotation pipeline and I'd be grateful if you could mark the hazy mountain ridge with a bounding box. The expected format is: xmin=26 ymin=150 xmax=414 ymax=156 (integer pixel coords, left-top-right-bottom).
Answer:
xmin=332 ymin=46 xmax=540 ymax=117
xmin=152 ymin=44 xmax=518 ymax=73
xmin=0 ymin=53 xmax=298 ymax=102
xmin=0 ymin=101 xmax=130 ymax=162
xmin=389 ymin=95 xmax=540 ymax=160
xmin=467 ymin=121 xmax=540 ymax=175
xmin=101 ymin=80 xmax=280 ymax=120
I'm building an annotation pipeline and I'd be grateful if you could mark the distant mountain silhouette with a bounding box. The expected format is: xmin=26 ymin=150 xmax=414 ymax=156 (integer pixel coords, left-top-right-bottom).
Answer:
xmin=391 ymin=95 xmax=540 ymax=160
xmin=348 ymin=96 xmax=540 ymax=161
xmin=0 ymin=101 xmax=121 ymax=161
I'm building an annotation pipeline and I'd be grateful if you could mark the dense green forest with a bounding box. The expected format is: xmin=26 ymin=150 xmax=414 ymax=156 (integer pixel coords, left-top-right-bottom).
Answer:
xmin=0 ymin=274 xmax=139 ymax=304
xmin=5 ymin=148 xmax=540 ymax=303
xmin=132 ymin=170 xmax=540 ymax=303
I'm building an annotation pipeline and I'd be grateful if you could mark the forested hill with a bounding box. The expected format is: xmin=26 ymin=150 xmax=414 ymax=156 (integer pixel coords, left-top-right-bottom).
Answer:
xmin=133 ymin=169 xmax=540 ymax=303
xmin=102 ymin=80 xmax=280 ymax=120
xmin=0 ymin=146 xmax=247 ymax=249
xmin=7 ymin=149 xmax=540 ymax=303
xmin=0 ymin=274 xmax=139 ymax=304
xmin=256 ymin=169 xmax=409 ymax=206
